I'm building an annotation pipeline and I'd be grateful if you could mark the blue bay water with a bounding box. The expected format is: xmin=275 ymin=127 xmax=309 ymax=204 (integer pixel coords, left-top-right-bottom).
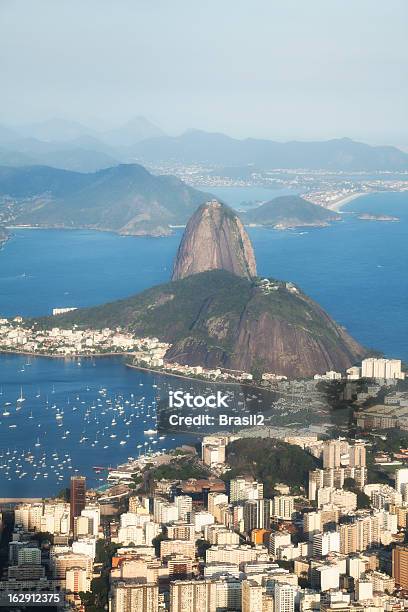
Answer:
xmin=0 ymin=190 xmax=407 ymax=496
xmin=249 ymin=191 xmax=408 ymax=359
xmin=209 ymin=186 xmax=297 ymax=209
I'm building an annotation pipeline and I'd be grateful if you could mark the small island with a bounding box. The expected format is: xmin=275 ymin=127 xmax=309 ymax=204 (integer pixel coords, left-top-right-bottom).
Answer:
xmin=358 ymin=213 xmax=400 ymax=222
xmin=241 ymin=195 xmax=341 ymax=229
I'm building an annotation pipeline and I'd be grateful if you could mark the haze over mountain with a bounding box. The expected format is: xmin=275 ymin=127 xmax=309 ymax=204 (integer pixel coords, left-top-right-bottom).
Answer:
xmin=128 ymin=130 xmax=408 ymax=171
xmin=172 ymin=200 xmax=256 ymax=281
xmin=0 ymin=124 xmax=18 ymax=144
xmin=0 ymin=164 xmax=209 ymax=236
xmin=101 ymin=117 xmax=165 ymax=147
xmin=46 ymin=201 xmax=366 ymax=378
xmin=1 ymin=120 xmax=407 ymax=173
xmin=0 ymin=142 xmax=118 ymax=173
xmin=0 ymin=117 xmax=165 ymax=172
xmin=242 ymin=195 xmax=341 ymax=229
xmin=11 ymin=118 xmax=95 ymax=143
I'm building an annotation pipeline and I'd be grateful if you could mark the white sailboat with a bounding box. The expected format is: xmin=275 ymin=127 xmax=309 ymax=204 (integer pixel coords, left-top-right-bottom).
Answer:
xmin=17 ymin=387 xmax=25 ymax=403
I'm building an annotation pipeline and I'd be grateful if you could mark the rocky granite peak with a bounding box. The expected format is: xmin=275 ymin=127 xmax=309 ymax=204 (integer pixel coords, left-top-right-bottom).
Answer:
xmin=172 ymin=200 xmax=257 ymax=281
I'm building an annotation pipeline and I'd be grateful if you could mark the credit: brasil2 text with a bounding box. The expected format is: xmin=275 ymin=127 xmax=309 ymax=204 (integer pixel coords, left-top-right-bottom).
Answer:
xmin=168 ymin=414 xmax=265 ymax=427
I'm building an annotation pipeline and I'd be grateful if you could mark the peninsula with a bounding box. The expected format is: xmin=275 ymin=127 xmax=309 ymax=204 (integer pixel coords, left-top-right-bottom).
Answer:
xmin=29 ymin=200 xmax=366 ymax=379
xmin=241 ymin=195 xmax=341 ymax=229
xmin=0 ymin=163 xmax=209 ymax=237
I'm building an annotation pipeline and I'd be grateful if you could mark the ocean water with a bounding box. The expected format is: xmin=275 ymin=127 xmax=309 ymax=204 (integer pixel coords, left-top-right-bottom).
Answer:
xmin=209 ymin=186 xmax=297 ymax=209
xmin=0 ymin=356 xmax=167 ymax=497
xmin=0 ymin=190 xmax=407 ymax=496
xmin=248 ymin=191 xmax=408 ymax=359
xmin=0 ymin=229 xmax=180 ymax=317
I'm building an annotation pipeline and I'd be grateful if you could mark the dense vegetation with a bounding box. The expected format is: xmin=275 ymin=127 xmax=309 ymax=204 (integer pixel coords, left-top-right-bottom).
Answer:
xmin=147 ymin=456 xmax=211 ymax=482
xmin=38 ymin=270 xmax=252 ymax=346
xmin=0 ymin=163 xmax=209 ymax=235
xmin=38 ymin=269 xmax=357 ymax=358
xmin=224 ymin=438 xmax=319 ymax=496
xmin=242 ymin=195 xmax=340 ymax=227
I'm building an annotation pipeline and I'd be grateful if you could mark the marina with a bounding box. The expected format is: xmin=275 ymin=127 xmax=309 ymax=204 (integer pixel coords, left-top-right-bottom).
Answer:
xmin=0 ymin=354 xmax=195 ymax=497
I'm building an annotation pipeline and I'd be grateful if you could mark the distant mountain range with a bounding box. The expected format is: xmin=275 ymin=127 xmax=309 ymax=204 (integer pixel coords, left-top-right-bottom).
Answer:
xmin=0 ymin=116 xmax=165 ymax=145
xmin=0 ymin=120 xmax=407 ymax=173
xmin=242 ymin=195 xmax=341 ymax=229
xmin=0 ymin=142 xmax=118 ymax=173
xmin=101 ymin=117 xmax=165 ymax=147
xmin=0 ymin=164 xmax=209 ymax=236
xmin=128 ymin=130 xmax=408 ymax=171
xmin=0 ymin=117 xmax=164 ymax=172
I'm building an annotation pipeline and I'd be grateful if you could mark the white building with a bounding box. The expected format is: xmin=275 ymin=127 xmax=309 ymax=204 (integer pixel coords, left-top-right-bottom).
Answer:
xmin=194 ymin=511 xmax=215 ymax=533
xmin=202 ymin=436 xmax=227 ymax=467
xmin=269 ymin=532 xmax=291 ymax=557
xmin=313 ymin=564 xmax=340 ymax=592
xmin=230 ymin=478 xmax=263 ymax=503
xmin=175 ymin=496 xmax=193 ymax=521
xmin=272 ymin=496 xmax=294 ymax=521
xmin=153 ymin=499 xmax=179 ymax=524
xmin=312 ymin=531 xmax=340 ymax=557
xmin=355 ymin=578 xmax=373 ymax=601
xmin=303 ymin=512 xmax=321 ymax=540
xmin=52 ymin=307 xmax=77 ymax=316
xmin=242 ymin=579 xmax=263 ymax=612
xmin=361 ymin=358 xmax=404 ymax=380
xmin=80 ymin=504 xmax=100 ymax=537
xmin=395 ymin=468 xmax=408 ymax=494
xmin=72 ymin=537 xmax=96 ymax=560
xmin=274 ymin=582 xmax=296 ymax=612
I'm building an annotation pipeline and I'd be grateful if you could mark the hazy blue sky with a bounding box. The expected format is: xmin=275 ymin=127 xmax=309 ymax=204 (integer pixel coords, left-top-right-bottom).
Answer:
xmin=1 ymin=0 xmax=407 ymax=146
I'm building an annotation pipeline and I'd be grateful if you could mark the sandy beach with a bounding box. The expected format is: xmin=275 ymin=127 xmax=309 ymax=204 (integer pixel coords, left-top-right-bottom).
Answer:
xmin=325 ymin=192 xmax=368 ymax=211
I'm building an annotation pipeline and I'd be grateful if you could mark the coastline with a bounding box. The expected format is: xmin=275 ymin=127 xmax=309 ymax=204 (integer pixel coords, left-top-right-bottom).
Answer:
xmin=125 ymin=361 xmax=254 ymax=387
xmin=0 ymin=229 xmax=10 ymax=250
xmin=244 ymin=220 xmax=335 ymax=230
xmin=325 ymin=192 xmax=369 ymax=211
xmin=0 ymin=348 xmax=131 ymax=359
xmin=0 ymin=347 xmax=279 ymax=389
xmin=5 ymin=224 xmax=173 ymax=238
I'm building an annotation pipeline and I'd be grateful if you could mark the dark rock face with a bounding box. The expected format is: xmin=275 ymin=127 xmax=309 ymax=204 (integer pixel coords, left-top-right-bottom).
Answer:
xmin=53 ymin=269 xmax=365 ymax=379
xmin=172 ymin=200 xmax=257 ymax=280
xmin=164 ymin=275 xmax=365 ymax=378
